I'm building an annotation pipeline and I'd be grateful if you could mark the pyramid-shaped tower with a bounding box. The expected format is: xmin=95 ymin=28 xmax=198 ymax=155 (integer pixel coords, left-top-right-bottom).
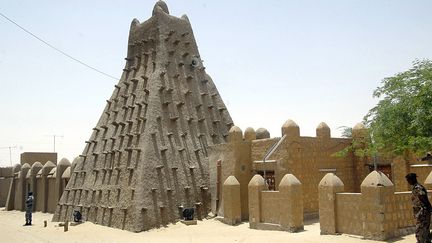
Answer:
xmin=52 ymin=1 xmax=233 ymax=232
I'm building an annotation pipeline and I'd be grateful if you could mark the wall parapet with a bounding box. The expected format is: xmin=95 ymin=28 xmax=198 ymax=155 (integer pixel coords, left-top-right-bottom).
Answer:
xmin=4 ymin=158 xmax=71 ymax=214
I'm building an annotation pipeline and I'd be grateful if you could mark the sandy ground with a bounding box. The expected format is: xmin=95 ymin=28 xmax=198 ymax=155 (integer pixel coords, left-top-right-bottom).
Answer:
xmin=0 ymin=208 xmax=416 ymax=243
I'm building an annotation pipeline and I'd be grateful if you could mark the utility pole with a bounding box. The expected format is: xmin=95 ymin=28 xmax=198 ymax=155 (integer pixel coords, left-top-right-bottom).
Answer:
xmin=0 ymin=146 xmax=18 ymax=166
xmin=50 ymin=135 xmax=63 ymax=152
xmin=46 ymin=134 xmax=64 ymax=152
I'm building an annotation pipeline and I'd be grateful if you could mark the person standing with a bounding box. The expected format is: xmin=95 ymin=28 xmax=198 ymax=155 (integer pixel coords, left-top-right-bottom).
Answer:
xmin=24 ymin=192 xmax=34 ymax=226
xmin=406 ymin=173 xmax=432 ymax=243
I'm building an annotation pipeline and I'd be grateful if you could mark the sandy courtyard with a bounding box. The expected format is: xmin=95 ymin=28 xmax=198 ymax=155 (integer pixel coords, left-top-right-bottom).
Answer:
xmin=0 ymin=208 xmax=416 ymax=243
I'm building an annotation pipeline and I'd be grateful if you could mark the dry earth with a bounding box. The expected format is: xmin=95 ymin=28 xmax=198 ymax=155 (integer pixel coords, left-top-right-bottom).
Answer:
xmin=0 ymin=208 xmax=416 ymax=243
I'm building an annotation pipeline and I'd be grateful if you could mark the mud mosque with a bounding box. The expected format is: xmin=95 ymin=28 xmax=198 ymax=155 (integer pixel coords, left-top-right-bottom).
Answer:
xmin=1 ymin=1 xmax=432 ymax=241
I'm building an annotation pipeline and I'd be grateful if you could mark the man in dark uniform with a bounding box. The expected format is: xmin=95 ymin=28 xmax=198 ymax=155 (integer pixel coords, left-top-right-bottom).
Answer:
xmin=24 ymin=192 xmax=34 ymax=226
xmin=406 ymin=173 xmax=432 ymax=243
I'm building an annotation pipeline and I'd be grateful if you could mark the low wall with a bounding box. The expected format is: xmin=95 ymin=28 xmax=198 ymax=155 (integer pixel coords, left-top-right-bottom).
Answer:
xmin=0 ymin=167 xmax=13 ymax=177
xmin=332 ymin=190 xmax=428 ymax=237
xmin=335 ymin=193 xmax=362 ymax=235
xmin=261 ymin=191 xmax=282 ymax=225
xmin=248 ymin=174 xmax=303 ymax=232
xmin=394 ymin=192 xmax=416 ymax=228
xmin=0 ymin=167 xmax=13 ymax=207
xmin=0 ymin=178 xmax=12 ymax=207
xmin=320 ymin=171 xmax=432 ymax=240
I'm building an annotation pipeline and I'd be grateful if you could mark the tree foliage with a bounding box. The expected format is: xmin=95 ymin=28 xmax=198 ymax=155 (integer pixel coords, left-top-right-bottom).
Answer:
xmin=333 ymin=126 xmax=377 ymax=158
xmin=364 ymin=59 xmax=432 ymax=156
xmin=338 ymin=126 xmax=352 ymax=138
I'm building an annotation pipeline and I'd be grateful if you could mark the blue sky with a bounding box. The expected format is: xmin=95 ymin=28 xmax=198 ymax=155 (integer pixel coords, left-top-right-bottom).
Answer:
xmin=1 ymin=0 xmax=432 ymax=166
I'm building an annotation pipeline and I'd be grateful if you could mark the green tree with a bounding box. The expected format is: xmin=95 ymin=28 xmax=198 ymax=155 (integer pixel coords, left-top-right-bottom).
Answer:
xmin=333 ymin=125 xmax=377 ymax=158
xmin=338 ymin=126 xmax=352 ymax=138
xmin=364 ymin=59 xmax=432 ymax=156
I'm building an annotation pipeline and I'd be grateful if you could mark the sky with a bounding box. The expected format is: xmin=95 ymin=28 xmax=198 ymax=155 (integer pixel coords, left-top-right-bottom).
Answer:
xmin=1 ymin=0 xmax=432 ymax=167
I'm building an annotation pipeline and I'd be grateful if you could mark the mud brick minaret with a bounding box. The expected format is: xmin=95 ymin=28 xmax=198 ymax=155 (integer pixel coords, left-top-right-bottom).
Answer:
xmin=52 ymin=1 xmax=233 ymax=232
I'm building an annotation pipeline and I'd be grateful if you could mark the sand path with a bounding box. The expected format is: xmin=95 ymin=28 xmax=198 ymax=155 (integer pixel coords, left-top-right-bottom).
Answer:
xmin=0 ymin=208 xmax=416 ymax=243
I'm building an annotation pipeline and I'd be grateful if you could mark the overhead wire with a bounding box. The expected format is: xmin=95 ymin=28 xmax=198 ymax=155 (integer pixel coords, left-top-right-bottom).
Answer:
xmin=0 ymin=12 xmax=119 ymax=80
